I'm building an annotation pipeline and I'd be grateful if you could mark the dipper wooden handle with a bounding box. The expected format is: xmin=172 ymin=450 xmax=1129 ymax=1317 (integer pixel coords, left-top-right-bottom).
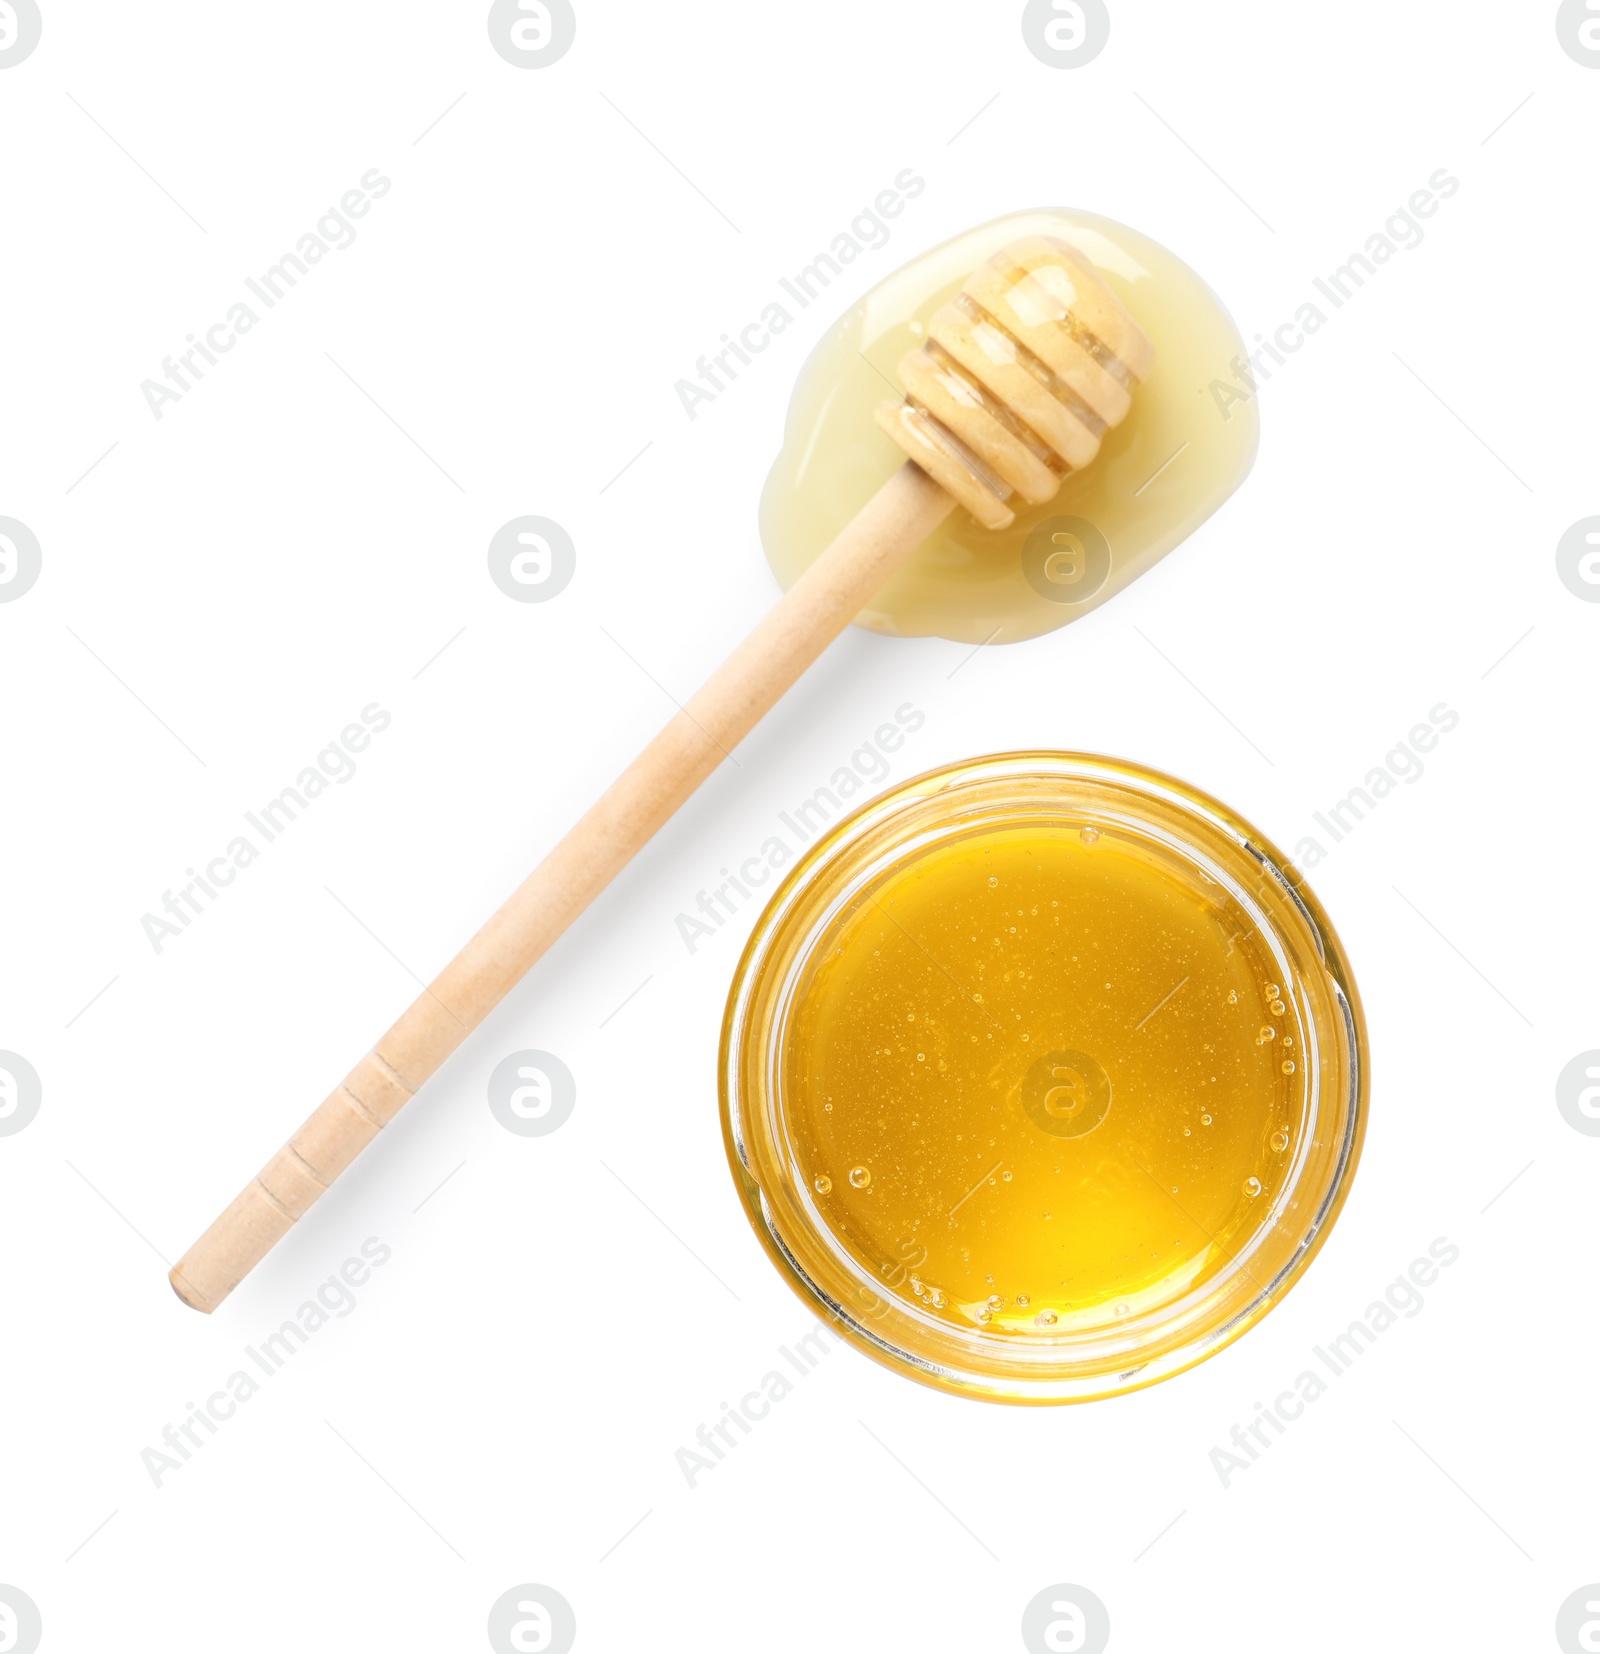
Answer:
xmin=171 ymin=234 xmax=1154 ymax=1311
xmin=169 ymin=462 xmax=955 ymax=1310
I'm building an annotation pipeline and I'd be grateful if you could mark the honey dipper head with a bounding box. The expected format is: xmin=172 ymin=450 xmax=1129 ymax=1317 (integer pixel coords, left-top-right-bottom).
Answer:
xmin=875 ymin=235 xmax=1154 ymax=530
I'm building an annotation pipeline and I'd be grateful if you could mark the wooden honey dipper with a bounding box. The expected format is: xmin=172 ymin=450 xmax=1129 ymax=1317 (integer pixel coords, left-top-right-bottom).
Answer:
xmin=171 ymin=233 xmax=1155 ymax=1311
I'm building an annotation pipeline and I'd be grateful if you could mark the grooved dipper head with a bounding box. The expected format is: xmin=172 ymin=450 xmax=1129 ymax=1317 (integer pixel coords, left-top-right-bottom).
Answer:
xmin=875 ymin=235 xmax=1155 ymax=530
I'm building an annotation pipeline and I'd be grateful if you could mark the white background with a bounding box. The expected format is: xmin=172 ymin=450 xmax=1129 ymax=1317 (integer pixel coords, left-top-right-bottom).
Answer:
xmin=2 ymin=3 xmax=1597 ymax=1650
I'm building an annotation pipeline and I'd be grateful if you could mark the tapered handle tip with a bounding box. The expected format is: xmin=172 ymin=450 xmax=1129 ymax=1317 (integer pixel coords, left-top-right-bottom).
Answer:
xmin=168 ymin=1264 xmax=213 ymax=1313
xmin=169 ymin=1183 xmax=297 ymax=1314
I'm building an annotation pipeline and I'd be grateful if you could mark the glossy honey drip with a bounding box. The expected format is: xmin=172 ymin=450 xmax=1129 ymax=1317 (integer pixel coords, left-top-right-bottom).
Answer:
xmin=761 ymin=208 xmax=1259 ymax=646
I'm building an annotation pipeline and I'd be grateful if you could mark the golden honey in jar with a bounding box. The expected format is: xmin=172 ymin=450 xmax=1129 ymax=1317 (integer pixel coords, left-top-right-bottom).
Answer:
xmin=721 ymin=754 xmax=1366 ymax=1403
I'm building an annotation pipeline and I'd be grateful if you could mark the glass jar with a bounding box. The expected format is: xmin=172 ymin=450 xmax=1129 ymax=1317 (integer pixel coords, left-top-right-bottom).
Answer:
xmin=719 ymin=752 xmax=1367 ymax=1404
